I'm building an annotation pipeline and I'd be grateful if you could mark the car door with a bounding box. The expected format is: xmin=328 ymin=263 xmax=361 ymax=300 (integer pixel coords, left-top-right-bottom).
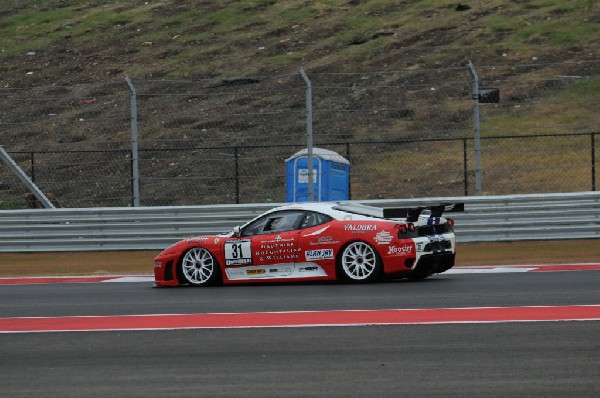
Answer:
xmin=223 ymin=210 xmax=305 ymax=280
xmin=296 ymin=211 xmax=336 ymax=275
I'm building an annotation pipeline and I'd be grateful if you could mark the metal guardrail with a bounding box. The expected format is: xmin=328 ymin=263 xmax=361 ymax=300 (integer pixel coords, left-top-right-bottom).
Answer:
xmin=0 ymin=192 xmax=599 ymax=252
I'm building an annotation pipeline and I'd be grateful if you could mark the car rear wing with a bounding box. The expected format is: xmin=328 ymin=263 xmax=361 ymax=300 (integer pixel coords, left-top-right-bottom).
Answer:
xmin=383 ymin=203 xmax=464 ymax=222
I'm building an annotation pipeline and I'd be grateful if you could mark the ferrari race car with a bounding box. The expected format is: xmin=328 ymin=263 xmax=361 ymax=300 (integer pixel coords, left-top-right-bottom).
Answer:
xmin=153 ymin=202 xmax=463 ymax=286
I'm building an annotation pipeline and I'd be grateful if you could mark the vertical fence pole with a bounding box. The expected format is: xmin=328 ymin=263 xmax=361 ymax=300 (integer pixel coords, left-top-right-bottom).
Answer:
xmin=467 ymin=60 xmax=483 ymax=196
xmin=592 ymin=132 xmax=596 ymax=191
xmin=234 ymin=146 xmax=240 ymax=204
xmin=463 ymin=138 xmax=468 ymax=196
xmin=124 ymin=76 xmax=141 ymax=207
xmin=346 ymin=142 xmax=351 ymax=200
xmin=30 ymin=151 xmax=35 ymax=183
xmin=299 ymin=67 xmax=315 ymax=202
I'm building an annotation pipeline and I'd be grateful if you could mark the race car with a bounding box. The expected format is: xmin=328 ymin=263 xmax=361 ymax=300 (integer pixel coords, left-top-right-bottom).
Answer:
xmin=153 ymin=202 xmax=463 ymax=286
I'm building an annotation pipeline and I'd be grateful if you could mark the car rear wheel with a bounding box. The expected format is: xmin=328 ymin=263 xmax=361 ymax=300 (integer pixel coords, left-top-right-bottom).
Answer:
xmin=179 ymin=247 xmax=220 ymax=286
xmin=338 ymin=241 xmax=381 ymax=282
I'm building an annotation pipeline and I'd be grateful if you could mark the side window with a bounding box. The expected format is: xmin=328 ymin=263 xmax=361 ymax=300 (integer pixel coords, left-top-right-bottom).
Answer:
xmin=300 ymin=211 xmax=333 ymax=229
xmin=241 ymin=217 xmax=269 ymax=236
xmin=263 ymin=217 xmax=282 ymax=233
xmin=241 ymin=211 xmax=305 ymax=236
xmin=272 ymin=211 xmax=304 ymax=232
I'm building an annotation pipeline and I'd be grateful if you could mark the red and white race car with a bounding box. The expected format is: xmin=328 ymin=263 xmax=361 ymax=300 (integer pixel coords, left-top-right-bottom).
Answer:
xmin=153 ymin=202 xmax=463 ymax=286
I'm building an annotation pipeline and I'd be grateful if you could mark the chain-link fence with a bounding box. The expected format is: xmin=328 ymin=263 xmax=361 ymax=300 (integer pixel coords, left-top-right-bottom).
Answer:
xmin=1 ymin=60 xmax=598 ymax=208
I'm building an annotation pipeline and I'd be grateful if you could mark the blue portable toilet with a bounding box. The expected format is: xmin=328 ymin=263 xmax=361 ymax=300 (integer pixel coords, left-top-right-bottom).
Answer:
xmin=285 ymin=148 xmax=350 ymax=202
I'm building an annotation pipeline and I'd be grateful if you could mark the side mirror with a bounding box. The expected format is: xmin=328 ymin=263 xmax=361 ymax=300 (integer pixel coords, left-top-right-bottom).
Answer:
xmin=232 ymin=226 xmax=241 ymax=237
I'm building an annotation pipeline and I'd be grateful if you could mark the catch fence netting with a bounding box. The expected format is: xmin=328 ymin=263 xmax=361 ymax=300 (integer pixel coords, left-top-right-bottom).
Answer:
xmin=0 ymin=60 xmax=598 ymax=207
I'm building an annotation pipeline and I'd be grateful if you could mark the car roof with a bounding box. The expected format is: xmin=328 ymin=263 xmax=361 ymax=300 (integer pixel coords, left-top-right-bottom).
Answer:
xmin=268 ymin=202 xmax=386 ymax=221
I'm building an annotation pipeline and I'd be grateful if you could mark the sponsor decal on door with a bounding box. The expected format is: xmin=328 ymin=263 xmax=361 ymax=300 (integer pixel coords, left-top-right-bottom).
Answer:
xmin=305 ymin=248 xmax=334 ymax=261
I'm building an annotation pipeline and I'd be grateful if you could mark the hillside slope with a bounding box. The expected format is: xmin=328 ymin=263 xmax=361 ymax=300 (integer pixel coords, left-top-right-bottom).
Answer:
xmin=0 ymin=1 xmax=599 ymax=207
xmin=1 ymin=0 xmax=598 ymax=84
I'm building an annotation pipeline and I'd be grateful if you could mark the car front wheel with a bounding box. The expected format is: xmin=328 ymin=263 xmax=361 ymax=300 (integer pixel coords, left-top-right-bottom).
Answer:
xmin=338 ymin=241 xmax=381 ymax=282
xmin=179 ymin=247 xmax=220 ymax=286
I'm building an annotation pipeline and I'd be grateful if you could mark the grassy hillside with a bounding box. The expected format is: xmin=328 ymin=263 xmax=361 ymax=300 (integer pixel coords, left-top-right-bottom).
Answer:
xmin=0 ymin=1 xmax=599 ymax=207
xmin=1 ymin=0 xmax=598 ymax=84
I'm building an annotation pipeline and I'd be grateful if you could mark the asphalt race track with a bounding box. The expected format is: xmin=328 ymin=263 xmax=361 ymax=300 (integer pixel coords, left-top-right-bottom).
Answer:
xmin=1 ymin=267 xmax=599 ymax=397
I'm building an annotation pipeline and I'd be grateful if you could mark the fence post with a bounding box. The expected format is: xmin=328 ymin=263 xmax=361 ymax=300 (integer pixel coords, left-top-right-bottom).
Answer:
xmin=124 ymin=76 xmax=141 ymax=207
xmin=592 ymin=132 xmax=596 ymax=191
xmin=463 ymin=138 xmax=468 ymax=196
xmin=234 ymin=146 xmax=240 ymax=204
xmin=299 ymin=67 xmax=315 ymax=202
xmin=346 ymin=142 xmax=351 ymax=200
xmin=467 ymin=60 xmax=483 ymax=196
xmin=30 ymin=151 xmax=35 ymax=183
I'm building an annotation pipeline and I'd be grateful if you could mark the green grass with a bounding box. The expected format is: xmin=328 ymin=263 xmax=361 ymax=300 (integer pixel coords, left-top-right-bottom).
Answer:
xmin=516 ymin=20 xmax=599 ymax=45
xmin=1 ymin=0 xmax=596 ymax=72
xmin=0 ymin=199 xmax=25 ymax=210
xmin=208 ymin=8 xmax=249 ymax=30
xmin=0 ymin=8 xmax=72 ymax=55
xmin=487 ymin=16 xmax=529 ymax=33
xmin=0 ymin=4 xmax=147 ymax=55
xmin=560 ymin=76 xmax=600 ymax=97
xmin=476 ymin=75 xmax=600 ymax=137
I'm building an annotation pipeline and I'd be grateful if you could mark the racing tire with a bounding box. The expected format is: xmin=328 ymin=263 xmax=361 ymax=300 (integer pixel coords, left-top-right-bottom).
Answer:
xmin=337 ymin=241 xmax=382 ymax=282
xmin=178 ymin=247 xmax=221 ymax=286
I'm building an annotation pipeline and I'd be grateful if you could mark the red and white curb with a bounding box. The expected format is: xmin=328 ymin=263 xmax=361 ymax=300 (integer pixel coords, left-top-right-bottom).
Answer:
xmin=1 ymin=305 xmax=599 ymax=333
xmin=0 ymin=263 xmax=599 ymax=286
xmin=446 ymin=263 xmax=600 ymax=274
xmin=0 ymin=275 xmax=155 ymax=285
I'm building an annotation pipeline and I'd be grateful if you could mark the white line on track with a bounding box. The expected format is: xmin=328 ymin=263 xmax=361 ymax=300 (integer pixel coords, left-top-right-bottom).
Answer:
xmin=100 ymin=276 xmax=155 ymax=283
xmin=447 ymin=267 xmax=536 ymax=274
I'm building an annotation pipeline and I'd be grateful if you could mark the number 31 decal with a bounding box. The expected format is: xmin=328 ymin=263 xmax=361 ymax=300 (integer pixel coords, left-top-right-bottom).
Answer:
xmin=224 ymin=239 xmax=252 ymax=266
